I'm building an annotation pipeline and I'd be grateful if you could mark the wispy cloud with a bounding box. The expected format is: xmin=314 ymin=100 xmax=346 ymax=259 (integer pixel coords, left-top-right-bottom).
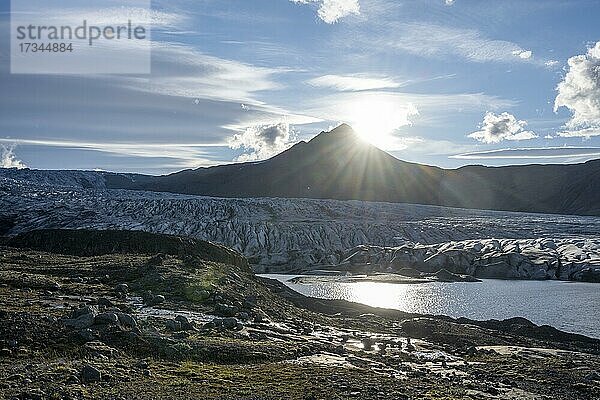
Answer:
xmin=121 ymin=42 xmax=284 ymax=104
xmin=365 ymin=22 xmax=536 ymax=64
xmin=307 ymin=74 xmax=403 ymax=91
xmin=451 ymin=146 xmax=600 ymax=160
xmin=0 ymin=138 xmax=227 ymax=168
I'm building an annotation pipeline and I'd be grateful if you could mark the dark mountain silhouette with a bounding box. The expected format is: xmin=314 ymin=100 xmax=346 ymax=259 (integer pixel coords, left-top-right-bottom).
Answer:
xmin=106 ymin=124 xmax=600 ymax=216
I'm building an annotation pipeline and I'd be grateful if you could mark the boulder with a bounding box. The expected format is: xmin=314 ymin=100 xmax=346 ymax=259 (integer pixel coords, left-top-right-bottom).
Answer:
xmin=64 ymin=306 xmax=98 ymax=329
xmin=94 ymin=312 xmax=119 ymax=325
xmin=116 ymin=313 xmax=138 ymax=331
xmin=175 ymin=315 xmax=195 ymax=330
xmin=81 ymin=365 xmax=102 ymax=383
xmin=215 ymin=303 xmax=238 ymax=317
xmin=114 ymin=283 xmax=129 ymax=293
xmin=165 ymin=319 xmax=182 ymax=332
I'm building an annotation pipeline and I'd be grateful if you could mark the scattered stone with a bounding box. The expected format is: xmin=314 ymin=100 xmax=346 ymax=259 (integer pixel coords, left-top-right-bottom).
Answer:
xmin=81 ymin=365 xmax=102 ymax=383
xmin=64 ymin=306 xmax=98 ymax=329
xmin=114 ymin=283 xmax=129 ymax=294
xmin=77 ymin=328 xmax=98 ymax=342
xmin=215 ymin=303 xmax=238 ymax=317
xmin=94 ymin=312 xmax=119 ymax=325
xmin=84 ymin=341 xmax=117 ymax=358
xmin=147 ymin=294 xmax=165 ymax=306
xmin=584 ymin=371 xmax=600 ymax=381
xmin=238 ymin=312 xmax=250 ymax=321
xmin=97 ymin=297 xmax=114 ymax=307
xmin=116 ymin=312 xmax=138 ymax=331
xmin=222 ymin=317 xmax=238 ymax=330
xmin=71 ymin=305 xmax=98 ymax=319
xmin=174 ymin=315 xmax=194 ymax=330
xmin=22 ymin=389 xmax=45 ymax=400
xmin=165 ymin=319 xmax=182 ymax=332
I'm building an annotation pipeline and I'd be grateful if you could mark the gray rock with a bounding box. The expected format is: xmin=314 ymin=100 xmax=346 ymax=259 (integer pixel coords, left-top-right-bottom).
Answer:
xmin=362 ymin=337 xmax=374 ymax=351
xmin=174 ymin=315 xmax=194 ymax=330
xmin=238 ymin=312 xmax=250 ymax=321
xmin=584 ymin=371 xmax=600 ymax=381
xmin=97 ymin=297 xmax=114 ymax=307
xmin=149 ymin=294 xmax=165 ymax=306
xmin=70 ymin=305 xmax=98 ymax=319
xmin=202 ymin=321 xmax=216 ymax=330
xmin=94 ymin=312 xmax=119 ymax=325
xmin=215 ymin=303 xmax=238 ymax=317
xmin=114 ymin=283 xmax=129 ymax=293
xmin=222 ymin=317 xmax=239 ymax=330
xmin=64 ymin=313 xmax=96 ymax=330
xmin=22 ymin=389 xmax=45 ymax=400
xmin=117 ymin=313 xmax=138 ymax=331
xmin=81 ymin=365 xmax=102 ymax=383
xmin=165 ymin=319 xmax=182 ymax=332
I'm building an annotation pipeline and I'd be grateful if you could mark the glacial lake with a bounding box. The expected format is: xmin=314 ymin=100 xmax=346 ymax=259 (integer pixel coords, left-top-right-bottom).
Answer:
xmin=261 ymin=275 xmax=600 ymax=338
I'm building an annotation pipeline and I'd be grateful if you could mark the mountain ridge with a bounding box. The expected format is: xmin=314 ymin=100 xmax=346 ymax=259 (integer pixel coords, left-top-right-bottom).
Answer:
xmin=3 ymin=124 xmax=600 ymax=216
xmin=113 ymin=124 xmax=600 ymax=216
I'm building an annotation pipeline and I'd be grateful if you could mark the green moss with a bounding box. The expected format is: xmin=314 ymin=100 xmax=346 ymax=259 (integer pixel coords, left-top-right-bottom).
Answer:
xmin=182 ymin=264 xmax=225 ymax=303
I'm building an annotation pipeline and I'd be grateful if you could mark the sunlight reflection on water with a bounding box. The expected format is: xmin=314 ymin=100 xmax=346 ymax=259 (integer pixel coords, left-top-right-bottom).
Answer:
xmin=261 ymin=275 xmax=600 ymax=338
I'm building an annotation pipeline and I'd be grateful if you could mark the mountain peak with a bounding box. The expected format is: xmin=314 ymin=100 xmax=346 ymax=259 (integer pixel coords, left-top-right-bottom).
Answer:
xmin=309 ymin=123 xmax=363 ymax=147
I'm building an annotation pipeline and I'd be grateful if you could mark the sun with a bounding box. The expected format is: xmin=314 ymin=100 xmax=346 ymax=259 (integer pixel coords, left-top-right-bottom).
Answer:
xmin=342 ymin=95 xmax=419 ymax=150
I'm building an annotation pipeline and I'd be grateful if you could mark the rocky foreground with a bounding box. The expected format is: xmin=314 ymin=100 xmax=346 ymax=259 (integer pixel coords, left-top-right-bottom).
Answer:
xmin=1 ymin=229 xmax=599 ymax=400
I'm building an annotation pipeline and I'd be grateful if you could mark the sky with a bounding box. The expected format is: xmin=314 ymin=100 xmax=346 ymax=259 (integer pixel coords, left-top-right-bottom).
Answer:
xmin=1 ymin=0 xmax=600 ymax=174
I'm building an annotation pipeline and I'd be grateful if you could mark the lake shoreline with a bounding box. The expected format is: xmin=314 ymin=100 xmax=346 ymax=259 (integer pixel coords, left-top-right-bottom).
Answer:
xmin=263 ymin=274 xmax=600 ymax=339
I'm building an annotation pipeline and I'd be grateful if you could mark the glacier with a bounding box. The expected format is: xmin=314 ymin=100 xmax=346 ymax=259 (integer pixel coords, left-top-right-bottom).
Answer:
xmin=1 ymin=169 xmax=600 ymax=281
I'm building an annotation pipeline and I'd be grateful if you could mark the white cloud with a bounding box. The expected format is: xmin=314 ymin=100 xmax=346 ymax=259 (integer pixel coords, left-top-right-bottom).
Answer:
xmin=291 ymin=0 xmax=360 ymax=24
xmin=229 ymin=122 xmax=294 ymax=161
xmin=545 ymin=60 xmax=560 ymax=68
xmin=513 ymin=50 xmax=532 ymax=59
xmin=0 ymin=145 xmax=27 ymax=169
xmin=307 ymin=74 xmax=403 ymax=91
xmin=468 ymin=112 xmax=538 ymax=144
xmin=451 ymin=146 xmax=600 ymax=159
xmin=445 ymin=0 xmax=455 ymax=5
xmin=554 ymin=42 xmax=600 ymax=137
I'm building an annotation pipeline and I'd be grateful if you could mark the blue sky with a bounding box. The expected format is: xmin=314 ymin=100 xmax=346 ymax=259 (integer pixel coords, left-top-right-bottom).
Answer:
xmin=1 ymin=0 xmax=600 ymax=174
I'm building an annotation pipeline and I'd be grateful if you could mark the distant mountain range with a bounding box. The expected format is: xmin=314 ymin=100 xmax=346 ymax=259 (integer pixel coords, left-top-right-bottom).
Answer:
xmin=3 ymin=124 xmax=600 ymax=216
